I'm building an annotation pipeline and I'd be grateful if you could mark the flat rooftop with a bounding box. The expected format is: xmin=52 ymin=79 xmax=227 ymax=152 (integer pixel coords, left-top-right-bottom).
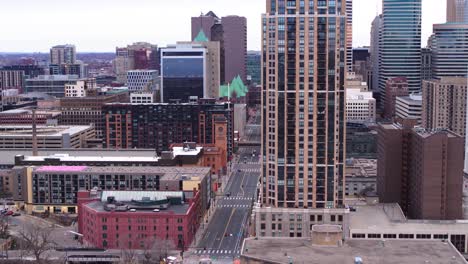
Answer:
xmin=349 ymin=204 xmax=468 ymax=234
xmin=242 ymin=238 xmax=467 ymax=264
xmin=346 ymin=158 xmax=377 ymax=178
xmin=33 ymin=165 xmax=210 ymax=181
xmin=0 ymin=148 xmax=158 ymax=166
xmin=0 ymin=125 xmax=92 ymax=137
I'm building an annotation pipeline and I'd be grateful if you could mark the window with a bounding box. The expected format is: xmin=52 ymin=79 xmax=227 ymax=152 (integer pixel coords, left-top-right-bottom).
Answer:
xmin=102 ymin=233 xmax=107 ymax=239
xmin=310 ymin=215 xmax=315 ymax=222
xmin=367 ymin=233 xmax=381 ymax=239
xmin=416 ymin=234 xmax=431 ymax=239
xmin=317 ymin=215 xmax=323 ymax=222
xmin=383 ymin=234 xmax=397 ymax=239
xmin=261 ymin=223 xmax=266 ymax=230
xmin=261 ymin=213 xmax=266 ymax=221
xmin=398 ymin=234 xmax=414 ymax=239
xmin=352 ymin=233 xmax=365 ymax=238
xmin=272 ymin=223 xmax=276 ymax=229
xmin=102 ymin=225 xmax=107 ymax=231
xmin=434 ymin=234 xmax=448 ymax=239
xmin=330 ymin=215 xmax=336 ymax=222
xmin=177 ymin=226 xmax=183 ymax=231
xmin=103 ymin=240 xmax=107 ymax=247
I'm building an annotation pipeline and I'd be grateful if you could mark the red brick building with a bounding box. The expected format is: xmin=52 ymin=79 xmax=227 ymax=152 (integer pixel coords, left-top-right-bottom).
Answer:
xmin=78 ymin=189 xmax=202 ymax=250
xmin=384 ymin=77 xmax=409 ymax=120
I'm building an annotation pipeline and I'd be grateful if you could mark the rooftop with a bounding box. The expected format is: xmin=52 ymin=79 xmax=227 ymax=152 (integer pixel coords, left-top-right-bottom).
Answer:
xmin=345 ymin=159 xmax=377 ymax=178
xmin=85 ymin=190 xmax=191 ymax=215
xmin=241 ymin=238 xmax=467 ymax=264
xmin=349 ymin=204 xmax=468 ymax=233
xmin=0 ymin=125 xmax=92 ymax=137
xmin=0 ymin=148 xmax=157 ymax=166
xmin=33 ymin=165 xmax=211 ymax=181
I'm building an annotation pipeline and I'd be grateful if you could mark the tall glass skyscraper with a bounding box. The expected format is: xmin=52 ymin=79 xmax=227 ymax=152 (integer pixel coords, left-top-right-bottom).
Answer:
xmin=431 ymin=23 xmax=468 ymax=78
xmin=447 ymin=0 xmax=468 ymax=23
xmin=261 ymin=0 xmax=347 ymax=209
xmin=379 ymin=0 xmax=422 ymax=103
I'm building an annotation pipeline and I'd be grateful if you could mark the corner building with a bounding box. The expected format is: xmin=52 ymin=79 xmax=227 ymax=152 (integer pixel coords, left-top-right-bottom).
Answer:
xmin=261 ymin=0 xmax=347 ymax=209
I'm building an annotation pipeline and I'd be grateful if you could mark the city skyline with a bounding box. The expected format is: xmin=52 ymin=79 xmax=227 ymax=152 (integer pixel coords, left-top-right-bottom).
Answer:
xmin=0 ymin=0 xmax=445 ymax=52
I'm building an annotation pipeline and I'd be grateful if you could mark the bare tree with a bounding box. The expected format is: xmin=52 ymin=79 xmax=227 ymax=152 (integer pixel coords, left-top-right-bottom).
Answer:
xmin=117 ymin=235 xmax=139 ymax=264
xmin=16 ymin=223 xmax=56 ymax=264
xmin=0 ymin=215 xmax=10 ymax=239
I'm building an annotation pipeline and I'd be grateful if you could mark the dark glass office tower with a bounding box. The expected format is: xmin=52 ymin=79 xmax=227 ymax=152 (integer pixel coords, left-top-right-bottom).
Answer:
xmin=261 ymin=0 xmax=347 ymax=209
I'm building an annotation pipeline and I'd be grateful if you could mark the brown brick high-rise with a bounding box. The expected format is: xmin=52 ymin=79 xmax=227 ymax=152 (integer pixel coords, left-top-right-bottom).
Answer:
xmin=377 ymin=123 xmax=463 ymax=220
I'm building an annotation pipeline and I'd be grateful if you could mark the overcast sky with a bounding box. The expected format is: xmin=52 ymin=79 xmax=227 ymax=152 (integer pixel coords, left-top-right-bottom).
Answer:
xmin=0 ymin=0 xmax=446 ymax=52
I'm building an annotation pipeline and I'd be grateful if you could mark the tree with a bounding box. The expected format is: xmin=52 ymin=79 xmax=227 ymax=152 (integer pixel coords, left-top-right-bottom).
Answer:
xmin=0 ymin=215 xmax=10 ymax=239
xmin=16 ymin=223 xmax=56 ymax=264
xmin=141 ymin=237 xmax=176 ymax=263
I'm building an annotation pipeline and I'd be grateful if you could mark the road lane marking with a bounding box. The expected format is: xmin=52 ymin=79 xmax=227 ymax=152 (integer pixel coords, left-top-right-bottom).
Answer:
xmin=218 ymin=208 xmax=236 ymax=249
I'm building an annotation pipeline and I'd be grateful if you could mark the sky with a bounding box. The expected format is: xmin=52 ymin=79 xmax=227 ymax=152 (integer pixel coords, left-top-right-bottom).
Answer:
xmin=0 ymin=0 xmax=446 ymax=52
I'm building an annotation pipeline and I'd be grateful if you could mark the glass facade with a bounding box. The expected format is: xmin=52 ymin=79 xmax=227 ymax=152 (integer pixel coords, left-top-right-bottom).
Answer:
xmin=379 ymin=0 xmax=422 ymax=100
xmin=261 ymin=0 xmax=347 ymax=209
xmin=161 ymin=50 xmax=205 ymax=102
xmin=432 ymin=23 xmax=468 ymax=78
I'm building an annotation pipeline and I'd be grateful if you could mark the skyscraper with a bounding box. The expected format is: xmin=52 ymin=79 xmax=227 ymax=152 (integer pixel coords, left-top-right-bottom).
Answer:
xmin=370 ymin=15 xmax=382 ymax=93
xmin=261 ymin=0 xmax=347 ymax=209
xmin=447 ymin=0 xmax=468 ymax=23
xmin=50 ymin=44 xmax=76 ymax=65
xmin=346 ymin=0 xmax=353 ymax=73
xmin=379 ymin=0 xmax=422 ymax=103
xmin=431 ymin=23 xmax=468 ymax=78
xmin=191 ymin=12 xmax=247 ymax=84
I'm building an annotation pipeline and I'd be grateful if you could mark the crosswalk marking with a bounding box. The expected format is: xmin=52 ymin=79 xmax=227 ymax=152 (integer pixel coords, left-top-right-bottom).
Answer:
xmin=217 ymin=204 xmax=251 ymax=208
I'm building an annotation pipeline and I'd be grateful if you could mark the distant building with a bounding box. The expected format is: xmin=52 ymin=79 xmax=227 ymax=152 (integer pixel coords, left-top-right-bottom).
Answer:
xmin=346 ymin=89 xmax=376 ymax=123
xmin=345 ymin=158 xmax=377 ymax=197
xmin=0 ymin=125 xmax=95 ymax=149
xmin=377 ymin=123 xmax=463 ymax=220
xmin=126 ymin=70 xmax=159 ymax=92
xmin=370 ymin=14 xmax=382 ymax=93
xmin=59 ymin=90 xmax=129 ymax=138
xmin=346 ymin=123 xmax=377 ymax=159
xmin=246 ymin=51 xmax=261 ymax=85
xmin=103 ymin=101 xmax=234 ymax=158
xmin=0 ymin=70 xmax=24 ymax=91
xmin=246 ymin=84 xmax=261 ymax=106
xmin=192 ymin=12 xmax=247 ymax=83
xmin=177 ymin=38 xmax=221 ymax=99
xmin=25 ymin=75 xmax=80 ymax=97
xmin=1 ymin=65 xmax=45 ymax=79
xmin=49 ymin=62 xmax=88 ymax=78
xmin=395 ymin=93 xmax=422 ymax=123
xmin=160 ymin=44 xmax=207 ymax=102
xmin=422 ymin=77 xmax=467 ymax=137
xmin=379 ymin=0 xmax=422 ymax=103
xmin=130 ymin=91 xmax=156 ymax=104
xmin=447 ymin=0 xmax=468 ymax=22
xmin=432 ymin=23 xmax=468 ymax=78
xmin=0 ymin=108 xmax=61 ymax=125
xmin=421 ymin=48 xmax=432 ymax=81
xmin=78 ymin=189 xmax=204 ymax=250
xmin=64 ymin=78 xmax=97 ymax=97
xmin=352 ymin=48 xmax=370 ymax=81
xmin=113 ymin=43 xmax=159 ymax=84
xmin=50 ymin=44 xmax=76 ymax=64
xmin=384 ymin=77 xmax=409 ymax=120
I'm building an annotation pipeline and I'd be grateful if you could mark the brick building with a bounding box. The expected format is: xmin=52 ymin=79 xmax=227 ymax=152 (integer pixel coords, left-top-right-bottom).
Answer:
xmin=422 ymin=77 xmax=468 ymax=137
xmin=377 ymin=123 xmax=463 ymax=220
xmin=384 ymin=77 xmax=409 ymax=120
xmin=78 ymin=190 xmax=203 ymax=250
xmin=60 ymin=91 xmax=129 ymax=138
xmin=0 ymin=109 xmax=61 ymax=125
xmin=12 ymin=165 xmax=211 ymax=215
xmin=103 ymin=101 xmax=234 ymax=158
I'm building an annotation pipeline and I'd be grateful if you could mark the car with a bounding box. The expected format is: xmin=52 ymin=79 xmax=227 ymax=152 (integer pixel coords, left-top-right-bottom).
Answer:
xmin=153 ymin=209 xmax=160 ymax=212
xmin=5 ymin=211 xmax=13 ymax=216
xmin=237 ymin=169 xmax=241 ymax=172
xmin=226 ymin=192 xmax=231 ymax=197
xmin=12 ymin=212 xmax=20 ymax=217
xmin=0 ymin=209 xmax=7 ymax=215
xmin=129 ymin=209 xmax=136 ymax=212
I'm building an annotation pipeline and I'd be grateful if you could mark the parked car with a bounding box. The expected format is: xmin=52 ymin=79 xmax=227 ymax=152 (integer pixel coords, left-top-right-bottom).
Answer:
xmin=5 ymin=211 xmax=13 ymax=216
xmin=12 ymin=212 xmax=20 ymax=217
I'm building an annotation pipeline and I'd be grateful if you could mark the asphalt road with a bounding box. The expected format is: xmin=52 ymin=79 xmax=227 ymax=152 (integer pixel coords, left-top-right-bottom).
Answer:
xmin=192 ymin=125 xmax=261 ymax=261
